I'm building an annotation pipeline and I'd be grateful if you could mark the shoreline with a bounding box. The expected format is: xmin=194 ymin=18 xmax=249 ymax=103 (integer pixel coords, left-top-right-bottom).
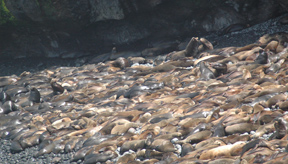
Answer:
xmin=1 ymin=14 xmax=287 ymax=77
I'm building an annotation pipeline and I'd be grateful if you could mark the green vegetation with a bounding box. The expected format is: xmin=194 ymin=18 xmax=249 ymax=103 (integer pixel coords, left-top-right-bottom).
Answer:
xmin=0 ymin=0 xmax=16 ymax=25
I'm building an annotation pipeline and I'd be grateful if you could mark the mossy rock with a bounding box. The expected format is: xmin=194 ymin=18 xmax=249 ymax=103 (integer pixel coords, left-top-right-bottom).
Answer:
xmin=0 ymin=0 xmax=15 ymax=25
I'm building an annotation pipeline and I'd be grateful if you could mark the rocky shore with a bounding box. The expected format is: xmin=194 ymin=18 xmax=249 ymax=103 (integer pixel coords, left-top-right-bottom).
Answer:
xmin=1 ymin=14 xmax=287 ymax=77
xmin=0 ymin=15 xmax=288 ymax=164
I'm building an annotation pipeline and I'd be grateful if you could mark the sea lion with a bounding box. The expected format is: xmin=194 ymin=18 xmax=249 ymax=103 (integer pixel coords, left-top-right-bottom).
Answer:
xmin=199 ymin=61 xmax=215 ymax=80
xmin=181 ymin=143 xmax=194 ymax=157
xmin=266 ymin=93 xmax=287 ymax=108
xmin=10 ymin=140 xmax=23 ymax=153
xmin=278 ymin=100 xmax=288 ymax=111
xmin=28 ymin=87 xmax=41 ymax=103
xmin=0 ymin=76 xmax=18 ymax=87
xmin=199 ymin=141 xmax=246 ymax=160
xmin=198 ymin=38 xmax=214 ymax=53
xmin=0 ymin=100 xmax=20 ymax=114
xmin=211 ymin=123 xmax=225 ymax=137
xmin=210 ymin=62 xmax=227 ymax=77
xmin=0 ymin=90 xmax=11 ymax=103
xmin=117 ymin=153 xmax=136 ymax=164
xmin=220 ymin=23 xmax=250 ymax=35
xmin=240 ymin=139 xmax=275 ymax=158
xmin=266 ymin=59 xmax=284 ymax=74
xmin=264 ymin=40 xmax=279 ymax=52
xmin=185 ymin=37 xmax=200 ymax=58
xmin=120 ymin=139 xmax=146 ymax=154
xmin=252 ymin=122 xmax=275 ymax=138
xmin=225 ymin=123 xmax=259 ymax=135
xmin=194 ymin=55 xmax=226 ymax=66
xmin=208 ymin=158 xmax=236 ymax=164
xmin=148 ymin=139 xmax=176 ymax=153
xmin=110 ymin=122 xmax=139 ymax=135
xmin=169 ymin=37 xmax=199 ymax=60
xmin=258 ymin=32 xmax=288 ymax=46
xmin=50 ymin=80 xmax=64 ymax=95
xmin=176 ymin=130 xmax=212 ymax=144
xmin=253 ymin=50 xmax=268 ymax=64
xmin=112 ymin=57 xmax=130 ymax=69
xmin=83 ymin=151 xmax=116 ymax=164
xmin=273 ymin=117 xmax=288 ymax=139
xmin=64 ymin=137 xmax=82 ymax=153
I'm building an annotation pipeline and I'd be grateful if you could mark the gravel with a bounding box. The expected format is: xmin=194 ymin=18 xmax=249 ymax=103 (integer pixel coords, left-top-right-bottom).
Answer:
xmin=0 ymin=139 xmax=76 ymax=164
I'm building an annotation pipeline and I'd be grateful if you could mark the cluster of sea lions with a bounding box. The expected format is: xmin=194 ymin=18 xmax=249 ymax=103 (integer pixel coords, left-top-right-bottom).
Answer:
xmin=1 ymin=32 xmax=288 ymax=163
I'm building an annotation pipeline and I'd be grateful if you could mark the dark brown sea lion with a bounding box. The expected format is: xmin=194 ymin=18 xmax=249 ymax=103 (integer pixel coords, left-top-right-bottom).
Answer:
xmin=272 ymin=117 xmax=288 ymax=139
xmin=29 ymin=87 xmax=41 ymax=103
xmin=50 ymin=80 xmax=64 ymax=95
xmin=210 ymin=62 xmax=227 ymax=77
xmin=240 ymin=139 xmax=275 ymax=158
xmin=220 ymin=23 xmax=250 ymax=35
xmin=185 ymin=37 xmax=200 ymax=58
xmin=253 ymin=50 xmax=268 ymax=64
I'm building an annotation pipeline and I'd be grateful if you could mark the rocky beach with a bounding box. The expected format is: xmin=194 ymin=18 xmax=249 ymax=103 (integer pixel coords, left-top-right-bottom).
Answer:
xmin=1 ymin=0 xmax=288 ymax=164
xmin=0 ymin=14 xmax=288 ymax=163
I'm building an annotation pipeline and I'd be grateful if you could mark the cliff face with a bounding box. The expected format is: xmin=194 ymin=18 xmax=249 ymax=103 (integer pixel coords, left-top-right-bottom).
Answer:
xmin=0 ymin=0 xmax=287 ymax=58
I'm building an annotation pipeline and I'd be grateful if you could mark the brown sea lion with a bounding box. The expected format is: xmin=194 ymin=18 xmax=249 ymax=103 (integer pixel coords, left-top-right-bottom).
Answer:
xmin=220 ymin=23 xmax=250 ymax=35
xmin=116 ymin=153 xmax=136 ymax=164
xmin=120 ymin=139 xmax=146 ymax=154
xmin=198 ymin=38 xmax=214 ymax=53
xmin=112 ymin=57 xmax=130 ymax=69
xmin=148 ymin=139 xmax=176 ymax=153
xmin=181 ymin=143 xmax=194 ymax=157
xmin=199 ymin=141 xmax=245 ymax=160
xmin=225 ymin=123 xmax=259 ymax=135
xmin=50 ymin=80 xmax=64 ymax=95
xmin=170 ymin=37 xmax=199 ymax=60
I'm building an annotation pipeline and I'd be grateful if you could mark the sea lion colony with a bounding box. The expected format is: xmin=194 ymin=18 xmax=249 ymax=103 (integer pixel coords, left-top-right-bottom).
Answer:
xmin=1 ymin=32 xmax=288 ymax=164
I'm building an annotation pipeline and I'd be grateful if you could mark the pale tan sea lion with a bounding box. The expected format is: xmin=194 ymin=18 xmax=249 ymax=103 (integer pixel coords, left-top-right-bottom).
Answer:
xmin=199 ymin=141 xmax=245 ymax=160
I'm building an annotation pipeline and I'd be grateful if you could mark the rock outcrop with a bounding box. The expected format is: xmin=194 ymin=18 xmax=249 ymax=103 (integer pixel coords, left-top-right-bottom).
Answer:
xmin=0 ymin=0 xmax=287 ymax=59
